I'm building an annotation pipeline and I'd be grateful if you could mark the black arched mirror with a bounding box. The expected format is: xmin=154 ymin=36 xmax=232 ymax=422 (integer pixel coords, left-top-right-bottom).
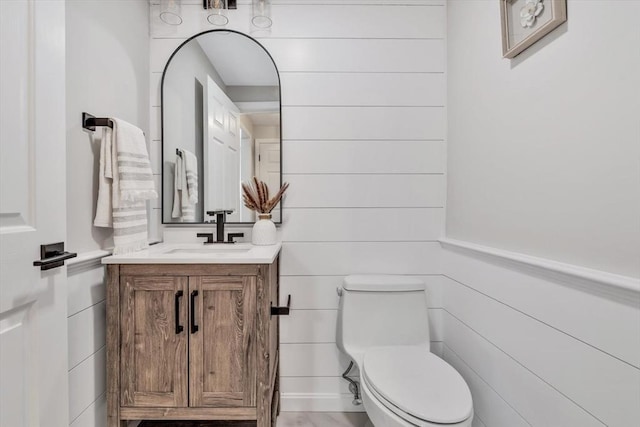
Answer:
xmin=161 ymin=30 xmax=281 ymax=224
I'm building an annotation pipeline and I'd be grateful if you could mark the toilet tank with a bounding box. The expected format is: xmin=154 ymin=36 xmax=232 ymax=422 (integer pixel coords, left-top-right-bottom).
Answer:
xmin=336 ymin=275 xmax=431 ymax=361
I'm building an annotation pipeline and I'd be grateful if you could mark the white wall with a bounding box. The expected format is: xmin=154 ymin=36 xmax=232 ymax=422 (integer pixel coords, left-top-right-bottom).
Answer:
xmin=445 ymin=2 xmax=640 ymax=426
xmin=446 ymin=0 xmax=640 ymax=278
xmin=65 ymin=1 xmax=149 ymax=426
xmin=66 ymin=0 xmax=150 ymax=253
xmin=150 ymin=1 xmax=447 ymax=411
xmin=253 ymin=125 xmax=280 ymax=140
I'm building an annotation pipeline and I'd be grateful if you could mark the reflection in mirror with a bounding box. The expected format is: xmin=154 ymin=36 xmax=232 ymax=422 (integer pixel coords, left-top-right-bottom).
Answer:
xmin=162 ymin=30 xmax=281 ymax=224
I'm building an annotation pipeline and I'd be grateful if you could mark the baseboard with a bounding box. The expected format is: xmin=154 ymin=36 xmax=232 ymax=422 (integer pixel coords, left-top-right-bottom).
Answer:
xmin=280 ymin=393 xmax=366 ymax=413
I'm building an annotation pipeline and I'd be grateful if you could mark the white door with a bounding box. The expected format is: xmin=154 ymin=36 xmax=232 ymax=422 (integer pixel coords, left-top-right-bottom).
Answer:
xmin=0 ymin=1 xmax=69 ymax=426
xmin=204 ymin=76 xmax=241 ymax=222
xmin=256 ymin=140 xmax=281 ymax=222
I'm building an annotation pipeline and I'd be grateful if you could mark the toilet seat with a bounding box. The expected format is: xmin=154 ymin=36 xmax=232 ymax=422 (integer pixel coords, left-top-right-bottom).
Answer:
xmin=363 ymin=346 xmax=473 ymax=425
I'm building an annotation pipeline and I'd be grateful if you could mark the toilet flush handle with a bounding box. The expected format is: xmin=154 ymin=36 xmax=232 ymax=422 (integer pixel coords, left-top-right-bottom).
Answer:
xmin=336 ymin=287 xmax=343 ymax=297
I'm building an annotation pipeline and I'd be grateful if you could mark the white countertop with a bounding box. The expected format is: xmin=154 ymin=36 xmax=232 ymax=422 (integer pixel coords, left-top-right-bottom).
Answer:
xmin=102 ymin=242 xmax=281 ymax=264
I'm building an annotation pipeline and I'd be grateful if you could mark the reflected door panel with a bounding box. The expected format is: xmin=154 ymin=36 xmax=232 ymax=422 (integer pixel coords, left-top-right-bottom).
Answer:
xmin=257 ymin=140 xmax=282 ymax=221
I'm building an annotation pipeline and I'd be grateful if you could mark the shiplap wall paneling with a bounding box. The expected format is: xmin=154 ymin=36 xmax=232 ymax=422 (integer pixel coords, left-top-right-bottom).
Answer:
xmin=281 ymin=73 xmax=445 ymax=107
xmin=442 ymin=246 xmax=640 ymax=427
xmin=67 ymin=261 xmax=107 ymax=427
xmin=283 ymin=175 xmax=445 ymax=209
xmin=152 ymin=68 xmax=444 ymax=108
xmin=150 ymin=39 xmax=445 ymax=73
xmin=444 ymin=248 xmax=640 ymax=367
xmin=283 ymin=106 xmax=445 ymax=141
xmin=282 ymin=208 xmax=444 ymax=242
xmin=283 ymin=140 xmax=446 ymax=174
xmin=68 ymin=348 xmax=106 ymax=424
xmin=280 ymin=242 xmax=442 ymax=276
xmin=151 ymin=1 xmax=446 ymax=411
xmin=443 ymin=311 xmax=603 ymax=427
xmin=69 ymin=394 xmax=106 ymax=427
xmin=444 ymin=346 xmax=527 ymax=427
xmin=68 ymin=301 xmax=106 ymax=370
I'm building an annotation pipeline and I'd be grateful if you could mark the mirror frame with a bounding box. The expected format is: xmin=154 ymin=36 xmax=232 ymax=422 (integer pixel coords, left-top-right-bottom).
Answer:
xmin=160 ymin=29 xmax=283 ymax=225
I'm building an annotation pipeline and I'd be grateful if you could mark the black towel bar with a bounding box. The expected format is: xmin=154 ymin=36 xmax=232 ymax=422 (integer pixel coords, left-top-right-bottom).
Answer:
xmin=82 ymin=112 xmax=113 ymax=131
xmin=176 ymin=149 xmax=182 ymax=157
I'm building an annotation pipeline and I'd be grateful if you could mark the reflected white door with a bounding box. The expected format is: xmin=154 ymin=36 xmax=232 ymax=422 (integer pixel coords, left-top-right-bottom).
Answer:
xmin=239 ymin=128 xmax=254 ymax=222
xmin=204 ymin=76 xmax=241 ymax=222
xmin=0 ymin=1 xmax=69 ymax=426
xmin=256 ymin=140 xmax=281 ymax=221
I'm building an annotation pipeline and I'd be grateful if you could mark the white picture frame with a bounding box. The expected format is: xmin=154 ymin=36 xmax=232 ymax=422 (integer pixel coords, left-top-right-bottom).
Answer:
xmin=500 ymin=0 xmax=567 ymax=59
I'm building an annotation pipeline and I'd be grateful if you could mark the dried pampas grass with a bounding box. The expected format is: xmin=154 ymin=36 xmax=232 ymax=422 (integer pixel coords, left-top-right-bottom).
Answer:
xmin=242 ymin=177 xmax=289 ymax=214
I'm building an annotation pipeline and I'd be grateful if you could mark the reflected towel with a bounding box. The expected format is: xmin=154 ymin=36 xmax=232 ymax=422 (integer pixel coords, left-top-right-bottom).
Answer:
xmin=172 ymin=148 xmax=197 ymax=221
xmin=184 ymin=150 xmax=198 ymax=204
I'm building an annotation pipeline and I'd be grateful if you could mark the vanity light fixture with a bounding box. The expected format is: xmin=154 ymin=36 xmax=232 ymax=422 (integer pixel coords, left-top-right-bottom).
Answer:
xmin=204 ymin=0 xmax=236 ymax=26
xmin=159 ymin=0 xmax=183 ymax=26
xmin=251 ymin=0 xmax=272 ymax=29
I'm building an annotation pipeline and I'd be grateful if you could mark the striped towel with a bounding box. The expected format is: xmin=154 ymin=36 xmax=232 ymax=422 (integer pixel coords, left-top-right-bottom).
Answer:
xmin=114 ymin=119 xmax=157 ymax=203
xmin=171 ymin=149 xmax=198 ymax=221
xmin=184 ymin=150 xmax=198 ymax=204
xmin=94 ymin=119 xmax=157 ymax=254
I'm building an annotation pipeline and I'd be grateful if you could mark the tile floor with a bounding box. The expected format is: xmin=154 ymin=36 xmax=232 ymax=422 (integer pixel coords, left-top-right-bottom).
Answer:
xmin=138 ymin=413 xmax=371 ymax=427
xmin=276 ymin=412 xmax=371 ymax=427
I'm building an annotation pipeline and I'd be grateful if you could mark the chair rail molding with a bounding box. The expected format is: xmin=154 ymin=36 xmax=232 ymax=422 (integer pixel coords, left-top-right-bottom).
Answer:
xmin=439 ymin=238 xmax=640 ymax=299
xmin=67 ymin=249 xmax=112 ymax=275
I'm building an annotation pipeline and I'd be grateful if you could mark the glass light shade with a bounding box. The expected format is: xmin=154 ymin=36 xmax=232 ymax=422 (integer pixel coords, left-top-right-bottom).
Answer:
xmin=159 ymin=0 xmax=183 ymax=25
xmin=207 ymin=0 xmax=229 ymax=26
xmin=251 ymin=0 xmax=272 ymax=29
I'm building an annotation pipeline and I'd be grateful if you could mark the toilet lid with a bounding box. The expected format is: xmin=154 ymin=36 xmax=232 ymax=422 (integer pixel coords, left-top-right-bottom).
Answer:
xmin=363 ymin=346 xmax=473 ymax=424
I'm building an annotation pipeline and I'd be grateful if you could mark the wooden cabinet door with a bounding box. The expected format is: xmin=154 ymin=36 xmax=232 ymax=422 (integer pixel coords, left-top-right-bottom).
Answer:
xmin=189 ymin=276 xmax=257 ymax=407
xmin=120 ymin=276 xmax=188 ymax=407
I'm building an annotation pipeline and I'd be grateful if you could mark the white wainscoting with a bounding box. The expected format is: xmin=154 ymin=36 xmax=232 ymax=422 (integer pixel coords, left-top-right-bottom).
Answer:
xmin=440 ymin=239 xmax=640 ymax=427
xmin=67 ymin=252 xmax=109 ymax=427
xmin=150 ymin=1 xmax=446 ymax=411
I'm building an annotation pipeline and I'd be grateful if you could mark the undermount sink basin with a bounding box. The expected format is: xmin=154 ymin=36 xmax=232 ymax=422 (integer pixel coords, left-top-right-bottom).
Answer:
xmin=164 ymin=246 xmax=251 ymax=254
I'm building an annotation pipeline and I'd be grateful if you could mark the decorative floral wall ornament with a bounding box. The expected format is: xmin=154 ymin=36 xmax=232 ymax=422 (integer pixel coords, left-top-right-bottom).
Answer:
xmin=520 ymin=0 xmax=544 ymax=28
xmin=500 ymin=0 xmax=567 ymax=58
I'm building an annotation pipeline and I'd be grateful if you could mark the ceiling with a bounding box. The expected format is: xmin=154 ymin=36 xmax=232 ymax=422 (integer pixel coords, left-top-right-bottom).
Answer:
xmin=196 ymin=32 xmax=278 ymax=87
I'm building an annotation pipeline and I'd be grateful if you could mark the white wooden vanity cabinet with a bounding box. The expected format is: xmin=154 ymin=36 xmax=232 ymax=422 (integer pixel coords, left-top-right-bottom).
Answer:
xmin=104 ymin=249 xmax=281 ymax=427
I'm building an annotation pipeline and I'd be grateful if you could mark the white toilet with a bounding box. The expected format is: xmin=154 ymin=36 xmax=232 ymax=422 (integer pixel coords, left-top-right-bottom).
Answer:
xmin=336 ymin=275 xmax=474 ymax=427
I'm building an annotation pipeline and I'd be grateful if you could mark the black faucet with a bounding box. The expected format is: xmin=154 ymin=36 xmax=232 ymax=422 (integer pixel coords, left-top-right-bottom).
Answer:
xmin=199 ymin=210 xmax=241 ymax=244
xmin=196 ymin=232 xmax=215 ymax=244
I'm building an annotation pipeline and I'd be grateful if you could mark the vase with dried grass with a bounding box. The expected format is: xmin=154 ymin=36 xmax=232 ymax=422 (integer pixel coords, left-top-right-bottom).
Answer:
xmin=242 ymin=177 xmax=289 ymax=245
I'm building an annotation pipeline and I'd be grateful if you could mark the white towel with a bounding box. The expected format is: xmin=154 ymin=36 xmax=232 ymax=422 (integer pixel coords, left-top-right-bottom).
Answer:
xmin=184 ymin=150 xmax=198 ymax=204
xmin=94 ymin=119 xmax=157 ymax=254
xmin=114 ymin=119 xmax=157 ymax=202
xmin=93 ymin=127 xmax=113 ymax=227
xmin=172 ymin=149 xmax=198 ymax=221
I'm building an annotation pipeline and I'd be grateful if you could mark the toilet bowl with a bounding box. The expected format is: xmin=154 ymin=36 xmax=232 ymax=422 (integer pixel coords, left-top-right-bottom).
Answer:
xmin=336 ymin=275 xmax=473 ymax=427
